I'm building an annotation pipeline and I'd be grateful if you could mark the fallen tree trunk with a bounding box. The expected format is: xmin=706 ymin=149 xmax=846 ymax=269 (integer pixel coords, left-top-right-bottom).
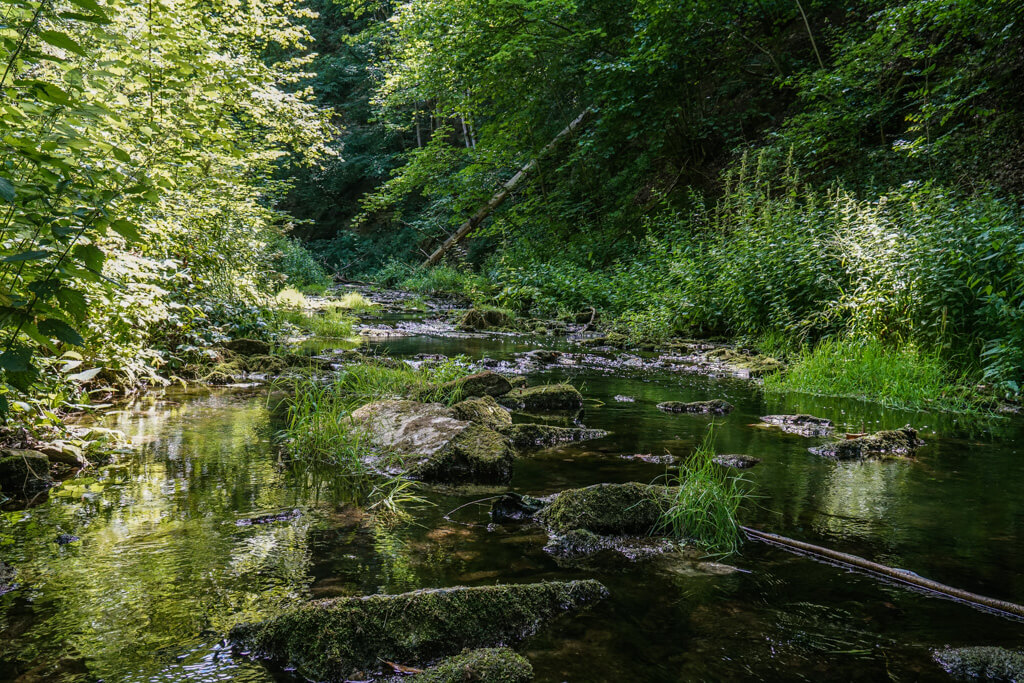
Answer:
xmin=742 ymin=526 xmax=1024 ymax=618
xmin=422 ymin=108 xmax=592 ymax=267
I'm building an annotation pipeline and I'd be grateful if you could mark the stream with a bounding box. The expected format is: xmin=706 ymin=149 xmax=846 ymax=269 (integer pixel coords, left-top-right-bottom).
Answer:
xmin=2 ymin=301 xmax=1024 ymax=681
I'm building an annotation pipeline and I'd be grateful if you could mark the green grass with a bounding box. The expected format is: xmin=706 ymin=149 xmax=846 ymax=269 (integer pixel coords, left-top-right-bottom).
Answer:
xmin=763 ymin=338 xmax=982 ymax=413
xmin=397 ymin=265 xmax=493 ymax=301
xmin=659 ymin=423 xmax=746 ymax=556
xmin=336 ymin=291 xmax=376 ymax=312
xmin=279 ymin=309 xmax=355 ymax=338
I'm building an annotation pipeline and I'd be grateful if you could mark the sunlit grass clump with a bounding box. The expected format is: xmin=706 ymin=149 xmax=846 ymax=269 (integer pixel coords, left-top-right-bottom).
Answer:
xmin=659 ymin=424 xmax=746 ymax=556
xmin=763 ymin=338 xmax=980 ymax=412
xmin=336 ymin=291 xmax=376 ymax=312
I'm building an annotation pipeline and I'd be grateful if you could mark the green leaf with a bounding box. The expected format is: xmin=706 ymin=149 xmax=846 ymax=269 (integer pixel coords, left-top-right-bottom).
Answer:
xmin=37 ymin=318 xmax=84 ymax=346
xmin=56 ymin=288 xmax=88 ymax=321
xmin=66 ymin=0 xmax=106 ymax=14
xmin=38 ymin=31 xmax=88 ymax=57
xmin=110 ymin=219 xmax=141 ymax=241
xmin=73 ymin=243 xmax=105 ymax=271
xmin=1 ymin=250 xmax=50 ymax=263
xmin=0 ymin=177 xmax=14 ymax=202
xmin=0 ymin=346 xmax=32 ymax=373
xmin=67 ymin=367 xmax=102 ymax=382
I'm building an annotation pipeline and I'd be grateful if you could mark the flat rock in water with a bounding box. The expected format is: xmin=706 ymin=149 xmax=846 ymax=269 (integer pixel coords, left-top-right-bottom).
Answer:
xmin=810 ymin=426 xmax=923 ymax=460
xmin=657 ymin=400 xmax=734 ymax=415
xmin=613 ymin=395 xmax=636 ymax=402
xmin=229 ymin=580 xmax=607 ymax=682
xmin=620 ymin=453 xmax=676 ymax=465
xmin=933 ymin=646 xmax=1024 ymax=681
xmin=759 ymin=414 xmax=833 ymax=437
xmin=498 ymin=384 xmax=584 ymax=412
xmin=713 ymin=454 xmax=761 ymax=469
xmin=350 ymin=400 xmax=467 ymax=456
xmin=500 ymin=424 xmax=607 ymax=451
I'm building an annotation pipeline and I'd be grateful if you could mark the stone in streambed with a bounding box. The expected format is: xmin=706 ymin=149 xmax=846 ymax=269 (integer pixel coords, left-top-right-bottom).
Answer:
xmin=759 ymin=414 xmax=833 ymax=437
xmin=411 ymin=424 xmax=514 ymax=484
xmin=657 ymin=400 xmax=734 ymax=415
xmin=498 ymin=384 xmax=583 ymax=412
xmin=713 ymin=454 xmax=761 ymax=469
xmin=933 ymin=646 xmax=1024 ymax=681
xmin=810 ymin=426 xmax=923 ymax=460
xmin=499 ymin=424 xmax=607 ymax=451
xmin=229 ymin=580 xmax=607 ymax=682
xmin=430 ymin=371 xmax=513 ymax=402
xmin=0 ymin=449 xmax=52 ymax=496
xmin=537 ymin=482 xmax=673 ymax=536
xmin=452 ymin=395 xmax=512 ymax=430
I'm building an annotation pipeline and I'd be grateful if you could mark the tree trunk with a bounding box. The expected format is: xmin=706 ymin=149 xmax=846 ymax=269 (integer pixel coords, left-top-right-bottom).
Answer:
xmin=422 ymin=108 xmax=591 ymax=268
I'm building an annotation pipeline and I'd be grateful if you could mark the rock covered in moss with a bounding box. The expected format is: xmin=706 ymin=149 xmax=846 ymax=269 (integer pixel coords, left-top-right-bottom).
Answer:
xmin=0 ymin=449 xmax=52 ymax=495
xmin=933 ymin=646 xmax=1024 ymax=681
xmin=810 ymin=426 xmax=924 ymax=460
xmin=657 ymin=400 xmax=734 ymax=415
xmin=350 ymin=400 xmax=513 ymax=484
xmin=704 ymin=347 xmax=784 ymax=378
xmin=222 ymin=338 xmax=271 ymax=355
xmin=507 ymin=375 xmax=528 ymax=389
xmin=453 ymin=396 xmax=513 ymax=429
xmin=230 ymin=580 xmax=607 ymax=682
xmin=412 ymin=424 xmax=514 ymax=484
xmin=759 ymin=414 xmax=833 ymax=437
xmin=409 ymin=648 xmax=533 ymax=683
xmin=457 ymin=308 xmax=513 ymax=331
xmin=498 ymin=384 xmax=583 ymax=413
xmin=499 ymin=424 xmax=607 ymax=451
xmin=713 ymin=454 xmax=761 ymax=469
xmin=537 ymin=482 xmax=672 ymax=536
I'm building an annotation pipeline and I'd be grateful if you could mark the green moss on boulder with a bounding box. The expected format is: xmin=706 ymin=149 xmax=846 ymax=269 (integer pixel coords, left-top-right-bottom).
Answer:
xmin=230 ymin=580 xmax=607 ymax=682
xmin=657 ymin=400 xmax=734 ymax=415
xmin=452 ymin=395 xmax=513 ymax=430
xmin=933 ymin=646 xmax=1024 ymax=681
xmin=0 ymin=449 xmax=52 ymax=496
xmin=811 ymin=426 xmax=924 ymax=460
xmin=414 ymin=648 xmax=533 ymax=683
xmin=457 ymin=307 xmax=514 ymax=331
xmin=222 ymin=338 xmax=271 ymax=355
xmin=412 ymin=424 xmax=514 ymax=484
xmin=498 ymin=384 xmax=583 ymax=413
xmin=536 ymin=482 xmax=672 ymax=535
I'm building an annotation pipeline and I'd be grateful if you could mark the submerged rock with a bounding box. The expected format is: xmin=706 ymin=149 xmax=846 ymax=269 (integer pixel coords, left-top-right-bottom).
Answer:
xmin=499 ymin=424 xmax=607 ymax=451
xmin=409 ymin=648 xmax=533 ymax=683
xmin=759 ymin=414 xmax=833 ymax=437
xmin=713 ymin=454 xmax=761 ymax=469
xmin=350 ymin=400 xmax=513 ymax=484
xmin=0 ymin=449 xmax=52 ymax=496
xmin=230 ymin=580 xmax=607 ymax=682
xmin=657 ymin=400 xmax=734 ymax=415
xmin=498 ymin=384 xmax=583 ymax=412
xmin=452 ymin=395 xmax=513 ymax=430
xmin=810 ymin=426 xmax=924 ymax=460
xmin=236 ymin=509 xmax=302 ymax=526
xmin=490 ymin=493 xmax=546 ymax=523
xmin=933 ymin=646 xmax=1024 ymax=681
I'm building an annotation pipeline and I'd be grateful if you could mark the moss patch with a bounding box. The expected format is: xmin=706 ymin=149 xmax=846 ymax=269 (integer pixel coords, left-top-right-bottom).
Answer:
xmin=452 ymin=396 xmax=513 ymax=430
xmin=230 ymin=580 xmax=607 ymax=682
xmin=705 ymin=347 xmax=784 ymax=377
xmin=933 ymin=646 xmax=1024 ymax=681
xmin=498 ymin=384 xmax=583 ymax=413
xmin=413 ymin=648 xmax=533 ymax=683
xmin=536 ymin=482 xmax=673 ymax=536
xmin=411 ymin=424 xmax=514 ymax=484
xmin=457 ymin=307 xmax=514 ymax=331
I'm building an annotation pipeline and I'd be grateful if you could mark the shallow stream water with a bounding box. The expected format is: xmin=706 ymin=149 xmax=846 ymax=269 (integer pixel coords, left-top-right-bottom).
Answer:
xmin=2 ymin=315 xmax=1023 ymax=681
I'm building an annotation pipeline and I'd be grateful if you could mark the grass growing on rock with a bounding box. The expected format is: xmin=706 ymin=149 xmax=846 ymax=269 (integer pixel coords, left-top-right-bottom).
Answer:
xmin=763 ymin=338 xmax=982 ymax=413
xmin=659 ymin=423 xmax=746 ymax=556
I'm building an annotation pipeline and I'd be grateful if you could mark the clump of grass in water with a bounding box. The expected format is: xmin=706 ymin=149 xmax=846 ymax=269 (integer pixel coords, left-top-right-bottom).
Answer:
xmin=336 ymin=291 xmax=376 ymax=312
xmin=659 ymin=423 xmax=745 ymax=556
xmin=763 ymin=338 xmax=981 ymax=413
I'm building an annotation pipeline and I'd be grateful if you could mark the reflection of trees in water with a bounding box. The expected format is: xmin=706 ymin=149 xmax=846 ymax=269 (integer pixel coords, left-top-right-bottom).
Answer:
xmin=812 ymin=461 xmax=910 ymax=544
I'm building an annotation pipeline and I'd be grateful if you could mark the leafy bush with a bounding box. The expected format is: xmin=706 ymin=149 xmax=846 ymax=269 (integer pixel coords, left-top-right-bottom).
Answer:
xmin=272 ymin=237 xmax=333 ymax=293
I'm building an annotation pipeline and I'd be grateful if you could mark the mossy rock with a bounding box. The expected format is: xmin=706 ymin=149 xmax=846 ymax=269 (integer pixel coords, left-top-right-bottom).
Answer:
xmin=712 ymin=454 xmax=761 ymax=469
xmin=222 ymin=338 xmax=271 ymax=355
xmin=229 ymin=580 xmax=607 ymax=682
xmin=412 ymin=424 xmax=514 ymax=484
xmin=442 ymin=371 xmax=513 ymax=400
xmin=452 ymin=395 xmax=513 ymax=430
xmin=578 ymin=332 xmax=627 ymax=349
xmin=0 ymin=449 xmax=52 ymax=496
xmin=498 ymin=384 xmax=583 ymax=413
xmin=457 ymin=307 xmax=514 ymax=331
xmin=412 ymin=648 xmax=533 ymax=683
xmin=705 ymin=347 xmax=784 ymax=377
xmin=760 ymin=414 xmax=833 ymax=437
xmin=810 ymin=426 xmax=924 ymax=460
xmin=657 ymin=400 xmax=734 ymax=415
xmin=507 ymin=375 xmax=528 ymax=389
xmin=933 ymin=646 xmax=1024 ymax=681
xmin=499 ymin=424 xmax=607 ymax=451
xmin=536 ymin=482 xmax=672 ymax=536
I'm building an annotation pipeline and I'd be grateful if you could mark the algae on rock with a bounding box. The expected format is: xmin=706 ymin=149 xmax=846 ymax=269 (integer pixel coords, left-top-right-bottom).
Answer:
xmin=537 ymin=482 xmax=673 ymax=535
xmin=408 ymin=648 xmax=533 ymax=683
xmin=230 ymin=580 xmax=608 ymax=682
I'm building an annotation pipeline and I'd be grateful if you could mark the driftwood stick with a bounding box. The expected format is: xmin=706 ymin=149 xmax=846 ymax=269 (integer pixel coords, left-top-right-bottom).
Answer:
xmin=742 ymin=526 xmax=1024 ymax=619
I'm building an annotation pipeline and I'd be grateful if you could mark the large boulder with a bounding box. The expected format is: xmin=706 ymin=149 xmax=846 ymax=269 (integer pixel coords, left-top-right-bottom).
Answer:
xmin=499 ymin=424 xmax=607 ymax=451
xmin=350 ymin=400 xmax=513 ymax=484
xmin=537 ymin=482 xmax=673 ymax=536
xmin=759 ymin=414 xmax=833 ymax=437
xmin=810 ymin=426 xmax=924 ymax=460
xmin=452 ymin=395 xmax=513 ymax=429
xmin=230 ymin=580 xmax=608 ymax=682
xmin=0 ymin=449 xmax=52 ymax=496
xmin=428 ymin=371 xmax=513 ymax=403
xmin=498 ymin=384 xmax=583 ymax=413
xmin=657 ymin=400 xmax=734 ymax=415
xmin=933 ymin=646 xmax=1024 ymax=681
xmin=409 ymin=648 xmax=533 ymax=683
